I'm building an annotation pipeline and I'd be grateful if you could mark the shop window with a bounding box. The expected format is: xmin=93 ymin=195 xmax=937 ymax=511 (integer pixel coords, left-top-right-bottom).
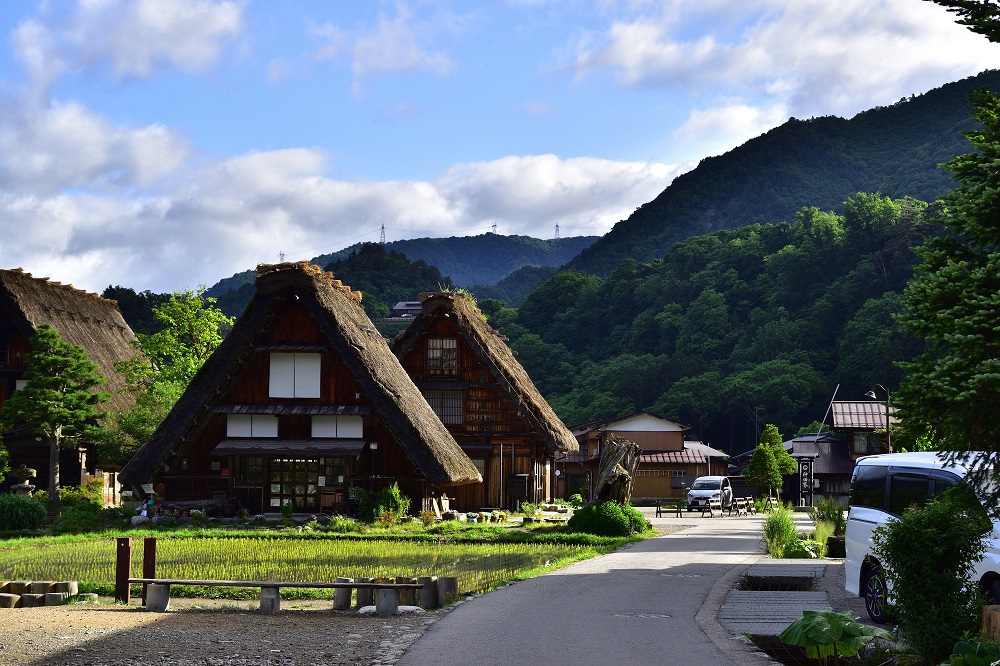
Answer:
xmin=269 ymin=353 xmax=321 ymax=398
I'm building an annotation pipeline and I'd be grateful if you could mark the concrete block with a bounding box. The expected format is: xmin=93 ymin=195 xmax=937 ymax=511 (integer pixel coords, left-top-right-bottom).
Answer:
xmin=54 ymin=581 xmax=79 ymax=596
xmin=145 ymin=583 xmax=171 ymax=612
xmin=0 ymin=593 xmax=19 ymax=608
xmin=396 ymin=577 xmax=416 ymax=606
xmin=0 ymin=582 xmax=7 ymax=593
xmin=19 ymin=593 xmax=45 ymax=608
xmin=44 ymin=592 xmax=66 ymax=606
xmin=259 ymin=587 xmax=280 ymax=613
xmin=7 ymin=581 xmax=31 ymax=595
xmin=356 ymin=577 xmax=374 ymax=607
xmin=31 ymin=581 xmax=55 ymax=594
xmin=333 ymin=578 xmax=353 ymax=611
xmin=375 ymin=588 xmax=399 ymax=616
xmin=417 ymin=576 xmax=438 ymax=609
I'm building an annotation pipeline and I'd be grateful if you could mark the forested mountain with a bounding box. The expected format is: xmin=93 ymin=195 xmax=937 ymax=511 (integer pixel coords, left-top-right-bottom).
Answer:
xmin=566 ymin=70 xmax=1000 ymax=277
xmin=312 ymin=233 xmax=597 ymax=287
xmin=468 ymin=265 xmax=559 ymax=307
xmin=490 ymin=194 xmax=934 ymax=455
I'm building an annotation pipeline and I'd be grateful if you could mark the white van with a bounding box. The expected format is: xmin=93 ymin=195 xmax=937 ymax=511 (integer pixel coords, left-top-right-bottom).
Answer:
xmin=845 ymin=451 xmax=1000 ymax=623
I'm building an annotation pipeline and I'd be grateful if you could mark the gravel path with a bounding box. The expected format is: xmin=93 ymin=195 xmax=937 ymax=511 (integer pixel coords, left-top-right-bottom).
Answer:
xmin=0 ymin=598 xmax=439 ymax=666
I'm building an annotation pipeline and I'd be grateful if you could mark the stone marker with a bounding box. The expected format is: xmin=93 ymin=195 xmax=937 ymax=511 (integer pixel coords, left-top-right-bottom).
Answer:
xmin=375 ymin=588 xmax=399 ymax=616
xmin=145 ymin=583 xmax=170 ymax=612
xmin=396 ymin=576 xmax=416 ymax=606
xmin=417 ymin=576 xmax=438 ymax=608
xmin=0 ymin=593 xmax=19 ymax=609
xmin=356 ymin=577 xmax=374 ymax=607
xmin=333 ymin=578 xmax=353 ymax=610
xmin=259 ymin=587 xmax=280 ymax=613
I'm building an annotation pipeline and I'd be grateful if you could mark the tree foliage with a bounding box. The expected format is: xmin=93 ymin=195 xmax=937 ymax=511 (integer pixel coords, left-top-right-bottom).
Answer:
xmin=0 ymin=438 xmax=9 ymax=485
xmin=95 ymin=290 xmax=232 ymax=467
xmin=745 ymin=443 xmax=782 ymax=497
xmin=0 ymin=324 xmax=109 ymax=501
xmin=761 ymin=424 xmax=797 ymax=476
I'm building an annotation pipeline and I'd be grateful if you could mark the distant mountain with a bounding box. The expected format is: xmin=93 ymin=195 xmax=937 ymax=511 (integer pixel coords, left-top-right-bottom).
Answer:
xmin=312 ymin=233 xmax=597 ymax=286
xmin=566 ymin=70 xmax=1000 ymax=277
xmin=469 ymin=265 xmax=559 ymax=307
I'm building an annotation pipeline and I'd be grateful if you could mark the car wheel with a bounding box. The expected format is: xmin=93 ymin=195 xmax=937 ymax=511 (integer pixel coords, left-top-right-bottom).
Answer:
xmin=863 ymin=565 xmax=892 ymax=624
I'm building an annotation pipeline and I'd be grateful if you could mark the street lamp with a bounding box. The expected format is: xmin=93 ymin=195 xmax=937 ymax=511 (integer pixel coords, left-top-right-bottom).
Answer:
xmin=865 ymin=385 xmax=891 ymax=454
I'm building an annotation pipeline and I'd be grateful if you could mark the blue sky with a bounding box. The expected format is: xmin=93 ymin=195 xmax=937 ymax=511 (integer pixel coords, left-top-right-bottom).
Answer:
xmin=0 ymin=0 xmax=998 ymax=294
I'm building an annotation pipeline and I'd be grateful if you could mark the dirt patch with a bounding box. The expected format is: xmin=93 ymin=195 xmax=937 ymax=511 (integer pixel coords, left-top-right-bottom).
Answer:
xmin=0 ymin=597 xmax=440 ymax=666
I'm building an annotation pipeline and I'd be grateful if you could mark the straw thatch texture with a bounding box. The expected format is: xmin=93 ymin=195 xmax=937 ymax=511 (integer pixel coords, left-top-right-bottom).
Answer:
xmin=120 ymin=262 xmax=480 ymax=486
xmin=393 ymin=292 xmax=578 ymax=453
xmin=0 ymin=268 xmax=138 ymax=413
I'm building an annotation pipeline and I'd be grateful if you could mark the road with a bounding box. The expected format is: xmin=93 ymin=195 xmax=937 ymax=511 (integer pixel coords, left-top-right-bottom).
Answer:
xmin=399 ymin=511 xmax=771 ymax=666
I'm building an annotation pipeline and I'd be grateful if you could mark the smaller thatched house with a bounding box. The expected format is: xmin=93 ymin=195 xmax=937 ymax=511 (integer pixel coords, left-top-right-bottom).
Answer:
xmin=0 ymin=268 xmax=138 ymax=492
xmin=393 ymin=292 xmax=577 ymax=511
xmin=118 ymin=262 xmax=480 ymax=514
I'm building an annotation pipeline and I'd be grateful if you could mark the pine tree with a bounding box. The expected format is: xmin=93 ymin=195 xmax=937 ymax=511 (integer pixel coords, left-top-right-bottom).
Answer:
xmin=0 ymin=324 xmax=109 ymax=503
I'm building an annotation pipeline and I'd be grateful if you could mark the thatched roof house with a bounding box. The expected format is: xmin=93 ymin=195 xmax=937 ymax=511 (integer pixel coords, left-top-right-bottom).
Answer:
xmin=119 ymin=262 xmax=480 ymax=514
xmin=1 ymin=268 xmax=139 ymax=489
xmin=393 ymin=291 xmax=576 ymax=509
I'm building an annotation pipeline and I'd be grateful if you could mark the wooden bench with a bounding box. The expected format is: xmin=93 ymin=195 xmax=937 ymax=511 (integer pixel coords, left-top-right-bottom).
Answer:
xmin=127 ymin=577 xmax=425 ymax=615
xmin=700 ymin=499 xmax=723 ymax=517
xmin=654 ymin=498 xmax=684 ymax=518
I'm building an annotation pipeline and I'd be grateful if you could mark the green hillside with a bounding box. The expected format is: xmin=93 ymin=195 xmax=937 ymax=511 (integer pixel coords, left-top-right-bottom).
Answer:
xmin=566 ymin=70 xmax=1000 ymax=277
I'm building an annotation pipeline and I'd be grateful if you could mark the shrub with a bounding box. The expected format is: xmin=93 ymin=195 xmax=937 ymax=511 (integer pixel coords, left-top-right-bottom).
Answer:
xmin=52 ymin=501 xmax=102 ymax=534
xmin=872 ymin=488 xmax=992 ymax=664
xmin=567 ymin=501 xmax=630 ymax=537
xmin=0 ymin=493 xmax=48 ymax=531
xmin=378 ymin=509 xmax=397 ymax=526
xmin=519 ymin=501 xmax=539 ymax=517
xmin=809 ymin=496 xmax=846 ymax=536
xmin=568 ymin=494 xmax=584 ymax=508
xmin=622 ymin=503 xmax=651 ymax=533
xmin=419 ymin=509 xmax=436 ymax=527
xmin=762 ymin=507 xmax=798 ymax=557
xmin=375 ymin=482 xmax=411 ymax=519
xmin=783 ymin=539 xmax=821 ymax=559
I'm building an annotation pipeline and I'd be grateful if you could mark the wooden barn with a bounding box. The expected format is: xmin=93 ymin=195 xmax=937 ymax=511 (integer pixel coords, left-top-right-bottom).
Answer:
xmin=118 ymin=262 xmax=481 ymax=514
xmin=392 ymin=292 xmax=578 ymax=511
xmin=0 ymin=268 xmax=138 ymax=494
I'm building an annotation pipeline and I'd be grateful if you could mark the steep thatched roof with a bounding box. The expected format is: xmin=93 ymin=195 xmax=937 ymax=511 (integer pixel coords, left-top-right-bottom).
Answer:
xmin=0 ymin=268 xmax=138 ymax=413
xmin=392 ymin=292 xmax=578 ymax=453
xmin=119 ymin=262 xmax=481 ymax=486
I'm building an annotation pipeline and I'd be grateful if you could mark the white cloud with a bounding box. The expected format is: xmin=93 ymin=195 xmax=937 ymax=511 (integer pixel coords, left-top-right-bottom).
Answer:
xmin=12 ymin=0 xmax=243 ymax=91
xmin=310 ymin=2 xmax=460 ymax=93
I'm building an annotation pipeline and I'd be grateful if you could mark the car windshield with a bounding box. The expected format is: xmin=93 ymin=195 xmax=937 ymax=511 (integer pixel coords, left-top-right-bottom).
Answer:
xmin=691 ymin=479 xmax=720 ymax=490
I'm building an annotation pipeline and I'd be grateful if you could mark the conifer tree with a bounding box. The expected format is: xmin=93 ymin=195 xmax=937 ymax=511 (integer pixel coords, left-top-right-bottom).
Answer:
xmin=745 ymin=443 xmax=782 ymax=501
xmin=0 ymin=324 xmax=108 ymax=503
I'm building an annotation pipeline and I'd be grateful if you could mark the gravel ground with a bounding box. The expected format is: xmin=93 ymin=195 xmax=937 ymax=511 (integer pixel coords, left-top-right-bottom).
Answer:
xmin=0 ymin=598 xmax=440 ymax=666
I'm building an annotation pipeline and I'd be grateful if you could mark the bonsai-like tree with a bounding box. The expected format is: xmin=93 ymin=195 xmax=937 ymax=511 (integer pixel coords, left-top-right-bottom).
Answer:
xmin=0 ymin=324 xmax=108 ymax=505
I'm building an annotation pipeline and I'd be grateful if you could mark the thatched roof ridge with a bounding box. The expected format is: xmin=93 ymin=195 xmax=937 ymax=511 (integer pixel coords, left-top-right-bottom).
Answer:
xmin=392 ymin=292 xmax=578 ymax=453
xmin=120 ymin=261 xmax=481 ymax=486
xmin=0 ymin=267 xmax=138 ymax=413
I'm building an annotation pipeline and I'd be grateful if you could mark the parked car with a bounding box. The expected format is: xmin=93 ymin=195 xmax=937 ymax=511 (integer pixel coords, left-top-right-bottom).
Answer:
xmin=686 ymin=476 xmax=733 ymax=511
xmin=845 ymin=451 xmax=1000 ymax=623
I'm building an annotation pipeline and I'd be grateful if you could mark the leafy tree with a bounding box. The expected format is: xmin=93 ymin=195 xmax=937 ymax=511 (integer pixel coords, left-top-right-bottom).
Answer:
xmin=0 ymin=438 xmax=9 ymax=484
xmin=761 ymin=423 xmax=797 ymax=477
xmin=894 ymin=85 xmax=1000 ymax=496
xmin=95 ymin=290 xmax=233 ymax=467
xmin=0 ymin=324 xmax=109 ymax=503
xmin=745 ymin=443 xmax=782 ymax=500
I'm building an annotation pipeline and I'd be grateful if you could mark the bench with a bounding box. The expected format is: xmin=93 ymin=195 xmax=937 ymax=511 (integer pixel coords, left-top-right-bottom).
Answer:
xmin=127 ymin=577 xmax=425 ymax=615
xmin=700 ymin=499 xmax=724 ymax=517
xmin=654 ymin=498 xmax=684 ymax=518
xmin=728 ymin=497 xmax=749 ymax=516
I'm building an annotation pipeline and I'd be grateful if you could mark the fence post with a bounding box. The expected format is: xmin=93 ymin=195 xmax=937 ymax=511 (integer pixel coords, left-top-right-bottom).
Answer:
xmin=114 ymin=538 xmax=132 ymax=604
xmin=141 ymin=537 xmax=157 ymax=606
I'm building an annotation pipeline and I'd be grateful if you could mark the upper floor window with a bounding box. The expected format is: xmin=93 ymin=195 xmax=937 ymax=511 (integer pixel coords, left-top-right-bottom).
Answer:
xmin=423 ymin=389 xmax=463 ymax=425
xmin=311 ymin=415 xmax=363 ymax=438
xmin=427 ymin=338 xmax=458 ymax=377
xmin=227 ymin=414 xmax=279 ymax=438
xmin=269 ymin=352 xmax=321 ymax=398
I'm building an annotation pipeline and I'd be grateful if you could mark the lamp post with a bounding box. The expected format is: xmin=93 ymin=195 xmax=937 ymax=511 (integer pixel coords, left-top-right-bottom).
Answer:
xmin=865 ymin=385 xmax=891 ymax=454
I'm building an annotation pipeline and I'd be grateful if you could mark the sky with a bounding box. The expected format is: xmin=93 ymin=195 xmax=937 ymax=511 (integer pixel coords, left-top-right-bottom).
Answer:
xmin=0 ymin=0 xmax=998 ymax=295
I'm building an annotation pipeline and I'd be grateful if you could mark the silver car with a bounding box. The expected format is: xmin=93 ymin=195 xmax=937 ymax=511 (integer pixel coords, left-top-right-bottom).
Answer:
xmin=686 ymin=476 xmax=733 ymax=511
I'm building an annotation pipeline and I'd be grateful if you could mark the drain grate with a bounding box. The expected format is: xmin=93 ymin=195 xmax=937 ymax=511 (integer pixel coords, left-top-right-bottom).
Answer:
xmin=748 ymin=635 xmax=817 ymax=666
xmin=738 ymin=576 xmax=813 ymax=592
xmin=612 ymin=612 xmax=671 ymax=619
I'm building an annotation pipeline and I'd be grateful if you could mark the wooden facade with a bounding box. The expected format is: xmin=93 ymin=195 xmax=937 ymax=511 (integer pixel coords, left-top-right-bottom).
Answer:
xmin=119 ymin=263 xmax=480 ymax=514
xmin=393 ymin=293 xmax=578 ymax=512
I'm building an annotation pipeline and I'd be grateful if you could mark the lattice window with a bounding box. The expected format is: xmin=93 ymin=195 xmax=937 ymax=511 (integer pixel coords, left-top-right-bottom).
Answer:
xmin=423 ymin=389 xmax=463 ymax=424
xmin=426 ymin=338 xmax=458 ymax=377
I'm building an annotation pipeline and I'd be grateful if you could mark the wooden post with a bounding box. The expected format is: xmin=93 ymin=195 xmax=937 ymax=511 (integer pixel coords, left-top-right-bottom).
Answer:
xmin=983 ymin=605 xmax=1000 ymax=643
xmin=141 ymin=537 xmax=157 ymax=605
xmin=417 ymin=576 xmax=438 ymax=609
xmin=396 ymin=576 xmax=416 ymax=606
xmin=114 ymin=537 xmax=132 ymax=604
xmin=356 ymin=577 xmax=374 ymax=607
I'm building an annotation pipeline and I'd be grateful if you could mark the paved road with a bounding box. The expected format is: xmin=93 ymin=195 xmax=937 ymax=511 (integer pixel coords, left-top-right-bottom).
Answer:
xmin=400 ymin=510 xmax=773 ymax=666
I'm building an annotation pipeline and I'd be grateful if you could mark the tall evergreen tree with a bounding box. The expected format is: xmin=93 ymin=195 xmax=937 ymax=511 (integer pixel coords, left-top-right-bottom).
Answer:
xmin=745 ymin=443 xmax=782 ymax=501
xmin=896 ymin=2 xmax=1000 ymax=499
xmin=0 ymin=324 xmax=109 ymax=503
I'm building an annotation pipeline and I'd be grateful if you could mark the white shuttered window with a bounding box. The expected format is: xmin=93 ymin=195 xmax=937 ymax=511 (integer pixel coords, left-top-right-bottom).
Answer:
xmin=269 ymin=353 xmax=321 ymax=398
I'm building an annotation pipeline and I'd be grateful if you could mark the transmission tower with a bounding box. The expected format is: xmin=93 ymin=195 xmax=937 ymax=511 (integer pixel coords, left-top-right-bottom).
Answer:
xmin=554 ymin=223 xmax=560 ymax=240
xmin=279 ymin=250 xmax=285 ymax=262
xmin=379 ymin=223 xmax=386 ymax=244
xmin=491 ymin=221 xmax=498 ymax=234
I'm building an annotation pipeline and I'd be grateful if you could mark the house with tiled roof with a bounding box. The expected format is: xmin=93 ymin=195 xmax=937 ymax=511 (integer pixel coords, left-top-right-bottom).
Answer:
xmin=827 ymin=401 xmax=897 ymax=459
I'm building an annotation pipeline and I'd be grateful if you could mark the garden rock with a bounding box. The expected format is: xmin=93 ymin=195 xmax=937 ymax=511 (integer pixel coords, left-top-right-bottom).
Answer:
xmin=131 ymin=515 xmax=149 ymax=526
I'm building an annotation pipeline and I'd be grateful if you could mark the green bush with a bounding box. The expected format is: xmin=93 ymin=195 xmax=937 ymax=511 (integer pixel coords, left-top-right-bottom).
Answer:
xmin=783 ymin=539 xmax=821 ymax=559
xmin=872 ymin=488 xmax=992 ymax=664
xmin=809 ymin=496 xmax=846 ymax=536
xmin=622 ymin=503 xmax=651 ymax=533
xmin=52 ymin=501 xmax=102 ymax=534
xmin=376 ymin=482 xmax=411 ymax=520
xmin=0 ymin=493 xmax=48 ymax=531
xmin=762 ymin=507 xmax=798 ymax=557
xmin=567 ymin=501 xmax=631 ymax=537
xmin=519 ymin=501 xmax=539 ymax=517
xmin=568 ymin=494 xmax=584 ymax=508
